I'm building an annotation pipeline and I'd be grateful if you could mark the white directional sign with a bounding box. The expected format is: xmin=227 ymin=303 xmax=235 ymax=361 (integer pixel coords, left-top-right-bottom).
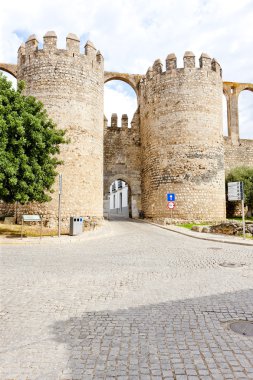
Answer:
xmin=227 ymin=181 xmax=246 ymax=239
xmin=228 ymin=182 xmax=244 ymax=201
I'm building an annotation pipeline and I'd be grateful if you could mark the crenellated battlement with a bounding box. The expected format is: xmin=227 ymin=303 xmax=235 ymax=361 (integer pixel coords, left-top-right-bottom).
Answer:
xmin=105 ymin=113 xmax=136 ymax=130
xmin=143 ymin=51 xmax=222 ymax=82
xmin=18 ymin=31 xmax=104 ymax=66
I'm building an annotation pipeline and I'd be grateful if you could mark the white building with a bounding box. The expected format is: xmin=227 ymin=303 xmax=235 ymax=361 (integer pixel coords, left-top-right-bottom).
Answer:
xmin=109 ymin=180 xmax=129 ymax=217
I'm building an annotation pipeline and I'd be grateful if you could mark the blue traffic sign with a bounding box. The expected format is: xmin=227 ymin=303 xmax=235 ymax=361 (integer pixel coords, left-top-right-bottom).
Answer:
xmin=167 ymin=193 xmax=175 ymax=201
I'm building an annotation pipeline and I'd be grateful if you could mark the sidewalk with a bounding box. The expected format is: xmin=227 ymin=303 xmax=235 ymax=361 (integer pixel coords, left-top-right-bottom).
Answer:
xmin=146 ymin=221 xmax=253 ymax=247
xmin=1 ymin=219 xmax=253 ymax=247
xmin=0 ymin=220 xmax=113 ymax=245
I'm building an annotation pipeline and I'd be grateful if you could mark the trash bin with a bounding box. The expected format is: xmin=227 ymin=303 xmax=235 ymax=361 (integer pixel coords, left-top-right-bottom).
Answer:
xmin=70 ymin=216 xmax=83 ymax=236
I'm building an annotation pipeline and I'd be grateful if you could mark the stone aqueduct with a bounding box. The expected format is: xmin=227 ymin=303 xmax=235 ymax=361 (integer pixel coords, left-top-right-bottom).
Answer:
xmin=0 ymin=32 xmax=253 ymax=225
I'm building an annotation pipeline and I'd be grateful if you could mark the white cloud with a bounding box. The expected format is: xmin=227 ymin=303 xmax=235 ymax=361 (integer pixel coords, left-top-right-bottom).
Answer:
xmin=0 ymin=0 xmax=252 ymax=137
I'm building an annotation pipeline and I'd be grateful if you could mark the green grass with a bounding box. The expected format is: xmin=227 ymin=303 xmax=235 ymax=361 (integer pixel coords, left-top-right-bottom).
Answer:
xmin=0 ymin=223 xmax=67 ymax=237
xmin=178 ymin=217 xmax=253 ymax=230
xmin=177 ymin=223 xmax=194 ymax=229
xmin=176 ymin=222 xmax=209 ymax=230
xmin=0 ymin=221 xmax=99 ymax=238
xmin=177 ymin=220 xmax=253 ymax=240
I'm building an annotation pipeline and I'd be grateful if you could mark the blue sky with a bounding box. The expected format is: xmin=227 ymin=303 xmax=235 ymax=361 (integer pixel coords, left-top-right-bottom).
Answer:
xmin=0 ymin=0 xmax=252 ymax=137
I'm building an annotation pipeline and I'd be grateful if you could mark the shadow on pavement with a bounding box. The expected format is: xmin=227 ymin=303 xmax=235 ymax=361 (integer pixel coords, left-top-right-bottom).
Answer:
xmin=51 ymin=288 xmax=253 ymax=379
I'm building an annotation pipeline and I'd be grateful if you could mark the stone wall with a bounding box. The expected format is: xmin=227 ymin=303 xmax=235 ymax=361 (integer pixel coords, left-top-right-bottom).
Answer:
xmin=13 ymin=32 xmax=104 ymax=227
xmin=139 ymin=52 xmax=226 ymax=221
xmin=103 ymin=111 xmax=141 ymax=218
xmin=224 ymin=138 xmax=253 ymax=171
xmin=224 ymin=137 xmax=253 ymax=217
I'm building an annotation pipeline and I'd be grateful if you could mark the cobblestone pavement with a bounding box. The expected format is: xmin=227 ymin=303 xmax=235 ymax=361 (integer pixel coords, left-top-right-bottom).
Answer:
xmin=0 ymin=219 xmax=253 ymax=380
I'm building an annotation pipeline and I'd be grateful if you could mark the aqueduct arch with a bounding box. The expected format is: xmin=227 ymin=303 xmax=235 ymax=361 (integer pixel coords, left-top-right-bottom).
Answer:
xmin=0 ymin=63 xmax=17 ymax=78
xmin=223 ymin=82 xmax=253 ymax=143
xmin=104 ymin=71 xmax=143 ymax=99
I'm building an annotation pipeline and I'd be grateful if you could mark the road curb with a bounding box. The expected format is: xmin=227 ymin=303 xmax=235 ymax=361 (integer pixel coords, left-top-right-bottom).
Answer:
xmin=143 ymin=221 xmax=253 ymax=247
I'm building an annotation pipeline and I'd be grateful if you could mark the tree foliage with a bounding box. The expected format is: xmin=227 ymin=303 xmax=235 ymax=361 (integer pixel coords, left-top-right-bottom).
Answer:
xmin=226 ymin=166 xmax=253 ymax=212
xmin=0 ymin=73 xmax=66 ymax=204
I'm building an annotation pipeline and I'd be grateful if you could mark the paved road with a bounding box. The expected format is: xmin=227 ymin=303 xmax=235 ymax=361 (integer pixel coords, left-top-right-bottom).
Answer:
xmin=0 ymin=220 xmax=253 ymax=380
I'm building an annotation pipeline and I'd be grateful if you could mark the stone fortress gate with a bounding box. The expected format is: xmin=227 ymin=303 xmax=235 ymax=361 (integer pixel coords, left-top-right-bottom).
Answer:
xmin=0 ymin=31 xmax=253 ymax=226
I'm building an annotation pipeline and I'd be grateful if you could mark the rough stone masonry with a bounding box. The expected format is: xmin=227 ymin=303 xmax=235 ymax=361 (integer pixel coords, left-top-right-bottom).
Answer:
xmin=0 ymin=31 xmax=253 ymax=226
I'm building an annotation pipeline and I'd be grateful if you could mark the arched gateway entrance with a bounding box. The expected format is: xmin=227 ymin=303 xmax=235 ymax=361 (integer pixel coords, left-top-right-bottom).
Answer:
xmin=103 ymin=174 xmax=141 ymax=219
xmin=107 ymin=179 xmax=131 ymax=219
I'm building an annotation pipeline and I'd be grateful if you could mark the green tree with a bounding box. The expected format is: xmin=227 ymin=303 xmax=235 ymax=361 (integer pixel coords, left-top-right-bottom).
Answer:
xmin=0 ymin=73 xmax=66 ymax=206
xmin=226 ymin=166 xmax=253 ymax=216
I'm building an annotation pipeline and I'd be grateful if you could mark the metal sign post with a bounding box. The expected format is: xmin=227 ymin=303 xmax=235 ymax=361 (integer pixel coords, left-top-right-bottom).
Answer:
xmin=167 ymin=201 xmax=175 ymax=223
xmin=242 ymin=197 xmax=245 ymax=239
xmin=241 ymin=182 xmax=245 ymax=240
xmin=166 ymin=194 xmax=176 ymax=224
xmin=228 ymin=181 xmax=245 ymax=239
xmin=58 ymin=174 xmax=62 ymax=238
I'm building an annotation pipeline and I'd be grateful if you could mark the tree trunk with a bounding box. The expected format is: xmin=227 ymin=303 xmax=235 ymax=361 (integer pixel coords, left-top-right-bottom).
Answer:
xmin=14 ymin=201 xmax=18 ymax=224
xmin=246 ymin=205 xmax=252 ymax=217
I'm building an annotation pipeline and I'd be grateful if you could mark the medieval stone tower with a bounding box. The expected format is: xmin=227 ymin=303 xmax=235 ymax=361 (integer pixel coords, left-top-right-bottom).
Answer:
xmin=16 ymin=32 xmax=104 ymax=226
xmin=1 ymin=31 xmax=253 ymax=225
xmin=139 ymin=52 xmax=226 ymax=220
